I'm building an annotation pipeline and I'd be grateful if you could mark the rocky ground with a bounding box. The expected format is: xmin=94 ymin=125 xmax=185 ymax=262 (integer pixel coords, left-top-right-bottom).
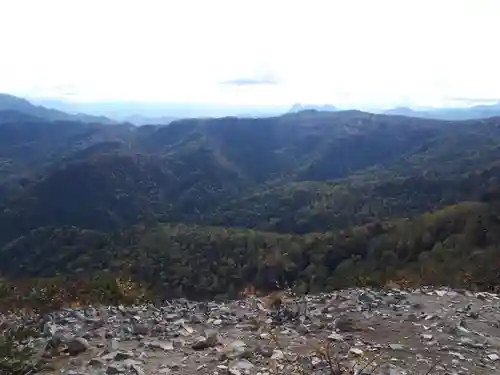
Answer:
xmin=2 ymin=287 xmax=500 ymax=375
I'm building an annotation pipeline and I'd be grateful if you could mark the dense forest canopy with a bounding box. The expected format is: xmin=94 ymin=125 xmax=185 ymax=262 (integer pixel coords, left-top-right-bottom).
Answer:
xmin=2 ymin=108 xmax=500 ymax=305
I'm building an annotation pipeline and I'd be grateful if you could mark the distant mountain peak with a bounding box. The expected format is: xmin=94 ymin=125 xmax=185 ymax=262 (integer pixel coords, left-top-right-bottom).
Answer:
xmin=384 ymin=103 xmax=500 ymax=120
xmin=288 ymin=103 xmax=337 ymax=113
xmin=0 ymin=93 xmax=36 ymax=111
xmin=383 ymin=107 xmax=418 ymax=116
xmin=0 ymin=93 xmax=115 ymax=124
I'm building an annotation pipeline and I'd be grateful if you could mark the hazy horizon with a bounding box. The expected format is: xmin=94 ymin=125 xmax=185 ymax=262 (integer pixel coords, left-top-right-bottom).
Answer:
xmin=1 ymin=0 xmax=500 ymax=109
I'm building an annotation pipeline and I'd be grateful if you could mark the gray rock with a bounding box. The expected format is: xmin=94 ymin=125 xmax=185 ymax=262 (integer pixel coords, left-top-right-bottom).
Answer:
xmin=146 ymin=340 xmax=174 ymax=351
xmin=31 ymin=337 xmax=50 ymax=360
xmin=190 ymin=314 xmax=204 ymax=324
xmin=43 ymin=322 xmax=58 ymax=337
xmin=109 ymin=338 xmax=119 ymax=351
xmin=165 ymin=313 xmax=181 ymax=321
xmin=310 ymin=319 xmax=326 ymax=331
xmin=468 ymin=311 xmax=480 ymax=319
xmin=229 ymin=359 xmax=255 ymax=371
xmin=359 ymin=292 xmax=376 ymax=304
xmin=180 ymin=323 xmax=194 ymax=336
xmin=204 ymin=329 xmax=219 ymax=345
xmin=114 ymin=351 xmax=135 ymax=361
xmin=271 ymin=349 xmax=284 ymax=360
xmin=296 ymin=323 xmax=310 ymax=335
xmin=450 ymin=351 xmax=466 ymax=361
xmin=107 ymin=364 xmax=122 ymax=374
xmin=87 ymin=317 xmax=105 ymax=328
xmin=389 ymin=343 xmax=405 ymax=351
xmin=335 ymin=317 xmax=358 ymax=332
xmin=387 ymin=365 xmax=407 ymax=375
xmin=349 ymin=347 xmax=364 ymax=356
xmin=487 ymin=353 xmax=500 ymax=361
xmin=65 ymin=371 xmax=87 ymax=375
xmin=168 ymin=363 xmax=180 ymax=371
xmin=101 ymin=351 xmax=119 ymax=361
xmin=460 ymin=337 xmax=485 ymax=349
xmin=256 ymin=344 xmax=274 ymax=358
xmin=386 ymin=298 xmax=399 ymax=305
xmin=435 ymin=289 xmax=448 ymax=297
xmin=222 ymin=340 xmax=249 ymax=359
xmin=89 ymin=357 xmax=107 ymax=367
xmin=327 ymin=332 xmax=344 ymax=341
xmin=124 ymin=359 xmax=144 ymax=368
xmin=412 ymin=302 xmax=424 ymax=310
xmin=132 ymin=323 xmax=148 ymax=335
xmin=191 ymin=336 xmax=212 ymax=350
xmin=72 ymin=311 xmax=86 ymax=320
xmin=67 ymin=337 xmax=90 ymax=356
xmin=131 ymin=363 xmax=146 ymax=375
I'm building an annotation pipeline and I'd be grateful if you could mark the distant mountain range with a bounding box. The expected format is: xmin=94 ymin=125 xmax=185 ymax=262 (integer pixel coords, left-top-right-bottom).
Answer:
xmin=383 ymin=103 xmax=500 ymax=120
xmin=29 ymin=98 xmax=288 ymax=122
xmin=121 ymin=115 xmax=179 ymax=126
xmin=3 ymin=93 xmax=500 ymax=125
xmin=0 ymin=93 xmax=115 ymax=124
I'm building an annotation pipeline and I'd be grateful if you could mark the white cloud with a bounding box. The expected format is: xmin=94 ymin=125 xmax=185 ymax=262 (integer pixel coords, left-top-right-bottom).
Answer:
xmin=1 ymin=0 xmax=499 ymax=107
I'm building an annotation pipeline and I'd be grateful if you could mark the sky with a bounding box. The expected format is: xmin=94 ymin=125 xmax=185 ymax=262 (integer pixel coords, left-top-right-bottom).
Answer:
xmin=0 ymin=0 xmax=499 ymax=109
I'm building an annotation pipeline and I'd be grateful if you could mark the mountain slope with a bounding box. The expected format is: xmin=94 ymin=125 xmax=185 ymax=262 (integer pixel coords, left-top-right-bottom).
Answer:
xmin=0 ymin=93 xmax=116 ymax=124
xmin=0 ymin=148 xmax=251 ymax=244
xmin=2 ymin=111 xmax=500 ymax=243
xmin=2 ymin=200 xmax=500 ymax=297
xmin=0 ymin=119 xmax=134 ymax=182
xmin=206 ymin=163 xmax=500 ymax=233
xmin=134 ymin=111 xmax=447 ymax=183
xmin=2 ymin=110 xmax=500 ymax=298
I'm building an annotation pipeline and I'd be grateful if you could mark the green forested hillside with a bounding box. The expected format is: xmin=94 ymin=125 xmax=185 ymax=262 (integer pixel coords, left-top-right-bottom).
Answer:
xmin=1 ymin=109 xmax=500 ymax=304
xmin=2 ymin=200 xmax=500 ymax=300
xmin=207 ymin=165 xmax=500 ymax=233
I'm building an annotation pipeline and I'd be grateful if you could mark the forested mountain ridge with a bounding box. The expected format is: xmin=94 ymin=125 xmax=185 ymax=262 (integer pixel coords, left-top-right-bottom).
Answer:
xmin=2 ymin=199 xmax=500 ymax=299
xmin=2 ymin=109 xmax=500 ymax=302
xmin=207 ymin=165 xmax=500 ymax=233
xmin=0 ymin=119 xmax=134 ymax=182
xmin=4 ymin=110 xmax=499 ymax=185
